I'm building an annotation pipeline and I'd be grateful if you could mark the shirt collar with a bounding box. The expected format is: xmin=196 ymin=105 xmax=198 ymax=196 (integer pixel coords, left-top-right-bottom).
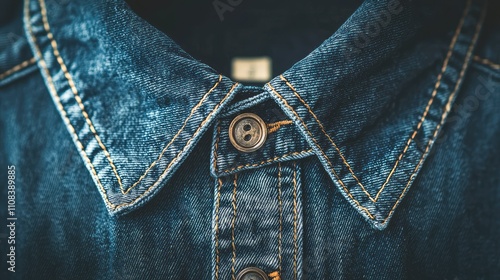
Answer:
xmin=265 ymin=0 xmax=487 ymax=228
xmin=23 ymin=0 xmax=487 ymax=229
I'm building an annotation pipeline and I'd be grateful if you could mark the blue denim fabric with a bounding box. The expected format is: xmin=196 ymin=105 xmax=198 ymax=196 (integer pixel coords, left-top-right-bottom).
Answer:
xmin=1 ymin=0 xmax=499 ymax=279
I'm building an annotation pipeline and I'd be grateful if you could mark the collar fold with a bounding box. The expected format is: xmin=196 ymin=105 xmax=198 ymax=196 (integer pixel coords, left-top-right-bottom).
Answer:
xmin=24 ymin=0 xmax=241 ymax=214
xmin=23 ymin=0 xmax=487 ymax=229
xmin=266 ymin=0 xmax=487 ymax=229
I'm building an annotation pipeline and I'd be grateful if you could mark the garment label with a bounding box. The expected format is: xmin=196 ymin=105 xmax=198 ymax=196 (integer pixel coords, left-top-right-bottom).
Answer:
xmin=231 ymin=57 xmax=272 ymax=82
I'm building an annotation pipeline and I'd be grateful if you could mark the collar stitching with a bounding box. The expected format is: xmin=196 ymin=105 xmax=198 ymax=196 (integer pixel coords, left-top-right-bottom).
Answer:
xmin=473 ymin=55 xmax=500 ymax=70
xmin=37 ymin=0 xmax=124 ymax=191
xmin=24 ymin=0 xmax=115 ymax=209
xmin=269 ymin=0 xmax=486 ymax=224
xmin=383 ymin=1 xmax=487 ymax=224
xmin=35 ymin=0 xmax=231 ymax=199
xmin=0 ymin=57 xmax=36 ymax=80
xmin=278 ymin=0 xmax=471 ymax=204
xmin=111 ymin=82 xmax=238 ymax=210
xmin=27 ymin=0 xmax=240 ymax=210
xmin=267 ymin=82 xmax=375 ymax=219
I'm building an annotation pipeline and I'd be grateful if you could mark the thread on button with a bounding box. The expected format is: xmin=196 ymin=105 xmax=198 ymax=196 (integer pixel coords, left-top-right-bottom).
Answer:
xmin=269 ymin=271 xmax=281 ymax=280
xmin=267 ymin=120 xmax=293 ymax=134
xmin=229 ymin=113 xmax=267 ymax=152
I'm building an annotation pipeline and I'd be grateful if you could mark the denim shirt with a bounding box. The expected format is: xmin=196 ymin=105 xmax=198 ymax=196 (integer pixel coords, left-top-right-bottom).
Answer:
xmin=1 ymin=0 xmax=499 ymax=279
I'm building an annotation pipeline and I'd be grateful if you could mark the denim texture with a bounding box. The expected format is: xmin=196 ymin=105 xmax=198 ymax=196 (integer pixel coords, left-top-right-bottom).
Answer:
xmin=1 ymin=0 xmax=499 ymax=279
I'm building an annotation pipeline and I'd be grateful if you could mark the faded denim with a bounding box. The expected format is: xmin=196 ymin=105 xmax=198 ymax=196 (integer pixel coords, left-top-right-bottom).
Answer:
xmin=1 ymin=0 xmax=499 ymax=279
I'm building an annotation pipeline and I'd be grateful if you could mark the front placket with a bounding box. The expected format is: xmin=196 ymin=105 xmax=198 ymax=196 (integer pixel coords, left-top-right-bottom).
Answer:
xmin=212 ymin=160 xmax=304 ymax=280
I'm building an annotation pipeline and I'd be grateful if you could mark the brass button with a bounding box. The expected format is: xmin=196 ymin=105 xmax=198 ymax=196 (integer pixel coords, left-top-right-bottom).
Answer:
xmin=229 ymin=113 xmax=267 ymax=152
xmin=236 ymin=267 xmax=269 ymax=280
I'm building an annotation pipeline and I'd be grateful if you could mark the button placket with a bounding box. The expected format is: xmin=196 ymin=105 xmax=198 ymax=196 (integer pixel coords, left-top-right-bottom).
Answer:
xmin=212 ymin=162 xmax=303 ymax=280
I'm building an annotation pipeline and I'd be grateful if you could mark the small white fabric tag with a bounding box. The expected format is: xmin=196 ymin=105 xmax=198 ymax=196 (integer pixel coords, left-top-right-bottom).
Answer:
xmin=231 ymin=57 xmax=272 ymax=82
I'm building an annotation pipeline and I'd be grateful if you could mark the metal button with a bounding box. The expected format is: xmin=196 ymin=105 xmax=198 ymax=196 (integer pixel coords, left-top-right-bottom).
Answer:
xmin=229 ymin=113 xmax=267 ymax=152
xmin=235 ymin=267 xmax=269 ymax=280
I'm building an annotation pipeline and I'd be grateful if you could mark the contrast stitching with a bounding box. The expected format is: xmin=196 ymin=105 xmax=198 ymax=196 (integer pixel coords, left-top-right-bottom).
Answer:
xmin=277 ymin=162 xmax=283 ymax=275
xmin=214 ymin=118 xmax=307 ymax=174
xmin=31 ymin=0 xmax=238 ymax=209
xmin=267 ymin=83 xmax=375 ymax=219
xmin=267 ymin=120 xmax=293 ymax=134
xmin=30 ymin=0 xmax=238 ymax=211
xmin=292 ymin=161 xmax=298 ymax=280
xmin=374 ymin=0 xmax=471 ymax=200
xmin=221 ymin=149 xmax=312 ymax=174
xmin=38 ymin=0 xmax=124 ymax=190
xmin=268 ymin=0 xmax=478 ymax=222
xmin=121 ymin=75 xmax=222 ymax=194
xmin=269 ymin=271 xmax=281 ymax=280
xmin=38 ymin=0 xmax=225 ymax=195
xmin=279 ymin=0 xmax=471 ymax=203
xmin=382 ymin=1 xmax=486 ymax=224
xmin=0 ymin=57 xmax=36 ymax=80
xmin=231 ymin=174 xmax=238 ymax=280
xmin=31 ymin=0 xmax=238 ymax=210
xmin=111 ymin=83 xmax=238 ymax=209
xmin=214 ymin=178 xmax=222 ymax=280
xmin=213 ymin=121 xmax=221 ymax=173
xmin=279 ymin=75 xmax=373 ymax=201
xmin=24 ymin=0 xmax=114 ymax=210
xmin=268 ymin=0 xmax=484 ymax=223
xmin=473 ymin=55 xmax=500 ymax=70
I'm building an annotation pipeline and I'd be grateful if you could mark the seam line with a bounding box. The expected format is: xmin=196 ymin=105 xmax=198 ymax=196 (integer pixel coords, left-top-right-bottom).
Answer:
xmin=213 ymin=121 xmax=221 ymax=173
xmin=269 ymin=0 xmax=483 ymax=223
xmin=374 ymin=0 xmax=472 ymax=200
xmin=267 ymin=83 xmax=375 ymax=219
xmin=38 ymin=0 xmax=225 ymax=195
xmin=277 ymin=162 xmax=283 ymax=275
xmin=231 ymin=174 xmax=238 ymax=280
xmin=382 ymin=0 xmax=487 ymax=224
xmin=292 ymin=161 xmax=298 ymax=280
xmin=31 ymin=0 xmax=238 ymax=209
xmin=220 ymin=149 xmax=312 ymax=174
xmin=38 ymin=0 xmax=124 ymax=190
xmin=111 ymin=83 xmax=238 ymax=209
xmin=473 ymin=55 xmax=500 ymax=69
xmin=280 ymin=75 xmax=374 ymax=201
xmin=0 ymin=57 xmax=36 ymax=80
xmin=121 ymin=74 xmax=222 ymax=194
xmin=214 ymin=178 xmax=222 ymax=280
xmin=25 ymin=0 xmax=114 ymax=209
